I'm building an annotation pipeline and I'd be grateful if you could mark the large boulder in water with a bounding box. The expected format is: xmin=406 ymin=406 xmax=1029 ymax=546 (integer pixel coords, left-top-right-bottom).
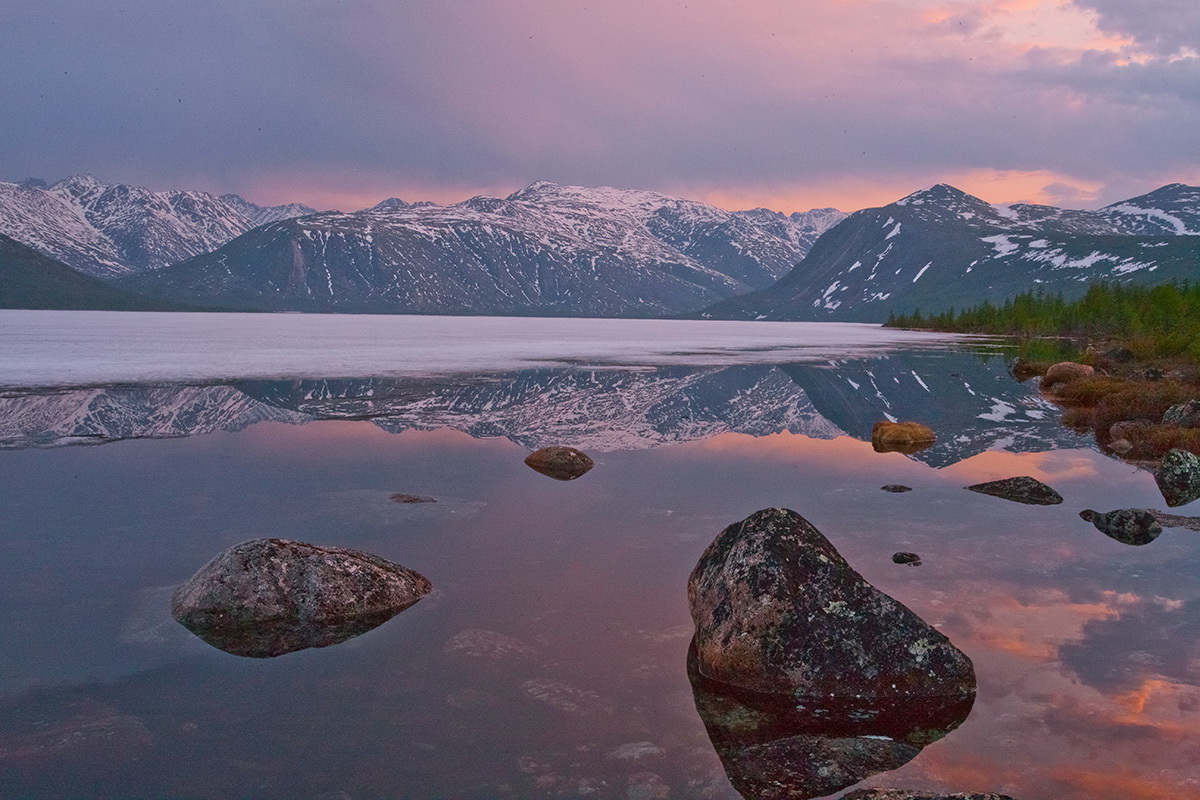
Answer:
xmin=171 ymin=538 xmax=431 ymax=657
xmin=1043 ymin=362 xmax=1094 ymax=385
xmin=524 ymin=446 xmax=594 ymax=480
xmin=871 ymin=421 xmax=935 ymax=454
xmin=687 ymin=508 xmax=975 ymax=699
xmin=1155 ymin=448 xmax=1200 ymax=507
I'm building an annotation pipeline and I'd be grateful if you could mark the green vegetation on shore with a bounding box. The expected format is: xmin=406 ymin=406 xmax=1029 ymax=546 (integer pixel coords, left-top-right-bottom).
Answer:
xmin=886 ymin=282 xmax=1200 ymax=361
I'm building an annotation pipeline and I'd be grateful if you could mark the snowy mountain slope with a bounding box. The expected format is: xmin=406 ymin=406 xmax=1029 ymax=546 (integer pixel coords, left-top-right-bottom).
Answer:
xmin=219 ymin=194 xmax=318 ymax=227
xmin=704 ymin=183 xmax=1200 ymax=322
xmin=123 ymin=182 xmax=844 ymax=316
xmin=0 ymin=176 xmax=316 ymax=277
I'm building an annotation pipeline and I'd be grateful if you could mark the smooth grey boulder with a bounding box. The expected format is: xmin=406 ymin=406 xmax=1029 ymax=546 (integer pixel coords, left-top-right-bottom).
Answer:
xmin=1163 ymin=399 xmax=1200 ymax=428
xmin=524 ymin=446 xmax=594 ymax=480
xmin=1154 ymin=448 xmax=1200 ymax=508
xmin=964 ymin=476 xmax=1063 ymax=505
xmin=688 ymin=508 xmax=976 ymax=698
xmin=171 ymin=538 xmax=431 ymax=657
xmin=1079 ymin=509 xmax=1162 ymax=546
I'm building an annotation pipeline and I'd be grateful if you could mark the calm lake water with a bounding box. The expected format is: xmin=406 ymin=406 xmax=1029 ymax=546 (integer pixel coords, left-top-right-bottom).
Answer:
xmin=1 ymin=313 xmax=1197 ymax=800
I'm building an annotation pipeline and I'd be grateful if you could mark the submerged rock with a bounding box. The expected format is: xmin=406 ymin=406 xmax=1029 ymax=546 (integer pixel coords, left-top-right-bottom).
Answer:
xmin=871 ymin=422 xmax=936 ymax=455
xmin=390 ymin=493 xmax=436 ymax=503
xmin=1154 ymin=448 xmax=1200 ymax=508
xmin=881 ymin=485 xmax=913 ymax=493
xmin=892 ymin=552 xmax=922 ymax=566
xmin=964 ymin=476 xmax=1063 ymax=505
xmin=1163 ymin=399 xmax=1200 ymax=428
xmin=524 ymin=446 xmax=594 ymax=480
xmin=1079 ymin=509 xmax=1162 ymax=546
xmin=688 ymin=508 xmax=975 ymax=698
xmin=171 ymin=538 xmax=431 ymax=657
xmin=689 ymin=641 xmax=975 ymax=800
xmin=1148 ymin=509 xmax=1200 ymax=532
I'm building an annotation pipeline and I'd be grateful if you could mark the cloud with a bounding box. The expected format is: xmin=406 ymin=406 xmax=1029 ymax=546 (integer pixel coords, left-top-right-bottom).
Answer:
xmin=1070 ymin=0 xmax=1200 ymax=57
xmin=2 ymin=0 xmax=1199 ymax=209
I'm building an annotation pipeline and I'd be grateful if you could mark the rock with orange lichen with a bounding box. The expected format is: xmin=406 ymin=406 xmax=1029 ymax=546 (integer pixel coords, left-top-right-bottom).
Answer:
xmin=871 ymin=421 xmax=936 ymax=454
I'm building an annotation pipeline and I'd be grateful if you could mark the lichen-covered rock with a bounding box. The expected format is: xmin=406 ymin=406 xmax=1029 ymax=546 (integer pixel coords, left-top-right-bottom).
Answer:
xmin=689 ymin=642 xmax=975 ymax=800
xmin=1163 ymin=399 xmax=1200 ymax=428
xmin=1154 ymin=448 xmax=1200 ymax=508
xmin=1044 ymin=362 xmax=1094 ymax=385
xmin=1109 ymin=420 xmax=1152 ymax=442
xmin=171 ymin=538 xmax=431 ymax=657
xmin=965 ymin=476 xmax=1063 ymax=505
xmin=688 ymin=508 xmax=975 ymax=698
xmin=1079 ymin=509 xmax=1162 ymax=546
xmin=524 ymin=446 xmax=594 ymax=480
xmin=871 ymin=422 xmax=936 ymax=454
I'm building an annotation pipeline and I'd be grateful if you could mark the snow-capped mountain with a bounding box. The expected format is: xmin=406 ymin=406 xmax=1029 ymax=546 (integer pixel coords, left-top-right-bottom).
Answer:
xmin=703 ymin=183 xmax=1200 ymax=322
xmin=123 ymin=182 xmax=844 ymax=317
xmin=0 ymin=176 xmax=317 ymax=277
xmin=219 ymin=194 xmax=318 ymax=227
xmin=0 ymin=356 xmax=1083 ymax=468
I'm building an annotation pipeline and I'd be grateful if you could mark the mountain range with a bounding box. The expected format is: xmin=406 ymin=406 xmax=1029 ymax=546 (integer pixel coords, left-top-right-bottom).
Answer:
xmin=702 ymin=183 xmax=1200 ymax=321
xmin=1 ymin=174 xmax=1197 ymax=320
xmin=120 ymin=181 xmax=845 ymax=317
xmin=0 ymin=176 xmax=317 ymax=278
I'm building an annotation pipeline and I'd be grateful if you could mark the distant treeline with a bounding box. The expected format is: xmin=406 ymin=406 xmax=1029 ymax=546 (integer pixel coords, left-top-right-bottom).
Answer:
xmin=886 ymin=282 xmax=1200 ymax=360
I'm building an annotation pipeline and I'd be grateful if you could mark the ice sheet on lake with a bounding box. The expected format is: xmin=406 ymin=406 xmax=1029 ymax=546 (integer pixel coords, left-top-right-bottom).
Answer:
xmin=0 ymin=311 xmax=982 ymax=389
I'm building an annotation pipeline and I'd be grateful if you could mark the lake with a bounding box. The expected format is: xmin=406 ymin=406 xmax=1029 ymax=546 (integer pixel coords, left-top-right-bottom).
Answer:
xmin=1 ymin=311 xmax=1197 ymax=800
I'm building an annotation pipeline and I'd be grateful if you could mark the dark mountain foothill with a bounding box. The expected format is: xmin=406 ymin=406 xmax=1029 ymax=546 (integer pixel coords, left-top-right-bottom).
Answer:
xmin=524 ymin=446 xmax=595 ymax=480
xmin=688 ymin=508 xmax=976 ymax=698
xmin=171 ymin=538 xmax=431 ymax=657
xmin=840 ymin=792 xmax=1017 ymax=800
xmin=965 ymin=476 xmax=1063 ymax=505
xmin=1079 ymin=509 xmax=1163 ymax=545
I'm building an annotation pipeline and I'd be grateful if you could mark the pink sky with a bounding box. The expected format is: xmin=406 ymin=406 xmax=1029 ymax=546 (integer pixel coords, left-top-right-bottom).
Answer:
xmin=4 ymin=0 xmax=1200 ymax=212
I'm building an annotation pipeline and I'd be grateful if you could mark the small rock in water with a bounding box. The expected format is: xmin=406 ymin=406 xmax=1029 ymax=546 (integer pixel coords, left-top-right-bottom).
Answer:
xmin=688 ymin=508 xmax=975 ymax=698
xmin=1079 ymin=509 xmax=1163 ymax=546
xmin=965 ymin=476 xmax=1063 ymax=505
xmin=881 ymin=484 xmax=913 ymax=493
xmin=171 ymin=538 xmax=431 ymax=658
xmin=871 ymin=421 xmax=936 ymax=454
xmin=892 ymin=552 xmax=922 ymax=566
xmin=1154 ymin=448 xmax=1200 ymax=507
xmin=390 ymin=493 xmax=436 ymax=503
xmin=1163 ymin=399 xmax=1200 ymax=428
xmin=1107 ymin=438 xmax=1134 ymax=456
xmin=524 ymin=446 xmax=594 ymax=480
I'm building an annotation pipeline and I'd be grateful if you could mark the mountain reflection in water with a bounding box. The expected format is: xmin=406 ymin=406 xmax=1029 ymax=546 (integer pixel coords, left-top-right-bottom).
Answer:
xmin=0 ymin=351 xmax=1086 ymax=467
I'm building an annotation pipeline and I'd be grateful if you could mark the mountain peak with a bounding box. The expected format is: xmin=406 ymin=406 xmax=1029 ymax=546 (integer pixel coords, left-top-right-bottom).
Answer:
xmin=894 ymin=183 xmax=978 ymax=207
xmin=369 ymin=197 xmax=410 ymax=212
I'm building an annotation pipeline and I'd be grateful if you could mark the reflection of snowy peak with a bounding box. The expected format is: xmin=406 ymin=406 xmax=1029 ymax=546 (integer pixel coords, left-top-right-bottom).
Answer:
xmin=122 ymin=182 xmax=843 ymax=317
xmin=783 ymin=351 xmax=1089 ymax=467
xmin=0 ymin=385 xmax=310 ymax=449
xmin=0 ymin=356 xmax=1088 ymax=467
xmin=235 ymin=366 xmax=844 ymax=451
xmin=705 ymin=183 xmax=1200 ymax=322
xmin=0 ymin=176 xmax=315 ymax=277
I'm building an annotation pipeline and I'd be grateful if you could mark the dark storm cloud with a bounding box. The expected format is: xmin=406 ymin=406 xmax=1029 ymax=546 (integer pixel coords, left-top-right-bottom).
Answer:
xmin=1071 ymin=0 xmax=1200 ymax=56
xmin=3 ymin=0 xmax=1200 ymax=208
